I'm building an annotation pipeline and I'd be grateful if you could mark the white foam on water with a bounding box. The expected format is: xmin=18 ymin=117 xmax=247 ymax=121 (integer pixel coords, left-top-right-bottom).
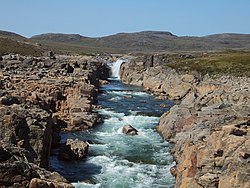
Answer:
xmin=74 ymin=156 xmax=175 ymax=188
xmin=70 ymin=79 xmax=175 ymax=187
xmin=72 ymin=182 xmax=101 ymax=188
xmin=117 ymin=126 xmax=124 ymax=134
xmin=128 ymin=110 xmax=138 ymax=115
xmin=107 ymin=90 xmax=150 ymax=97
xmin=89 ymin=143 xmax=109 ymax=151
xmin=108 ymin=96 xmax=122 ymax=101
xmin=97 ymin=108 xmax=125 ymax=119
xmin=122 ymin=115 xmax=159 ymax=128
xmin=94 ymin=110 xmax=161 ymax=142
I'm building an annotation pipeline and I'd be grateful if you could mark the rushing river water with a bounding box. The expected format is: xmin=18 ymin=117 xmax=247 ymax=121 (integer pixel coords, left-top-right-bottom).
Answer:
xmin=50 ymin=60 xmax=175 ymax=188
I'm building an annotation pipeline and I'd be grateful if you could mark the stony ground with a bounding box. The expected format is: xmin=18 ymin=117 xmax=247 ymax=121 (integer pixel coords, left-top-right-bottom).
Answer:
xmin=120 ymin=55 xmax=250 ymax=188
xmin=0 ymin=53 xmax=110 ymax=187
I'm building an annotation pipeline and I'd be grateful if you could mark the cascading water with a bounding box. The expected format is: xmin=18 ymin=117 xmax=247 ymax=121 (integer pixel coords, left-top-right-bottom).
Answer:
xmin=108 ymin=59 xmax=127 ymax=79
xmin=50 ymin=59 xmax=175 ymax=188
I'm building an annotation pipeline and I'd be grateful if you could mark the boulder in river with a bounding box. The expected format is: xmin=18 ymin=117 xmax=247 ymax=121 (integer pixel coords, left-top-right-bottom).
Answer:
xmin=58 ymin=139 xmax=89 ymax=161
xmin=122 ymin=124 xmax=138 ymax=136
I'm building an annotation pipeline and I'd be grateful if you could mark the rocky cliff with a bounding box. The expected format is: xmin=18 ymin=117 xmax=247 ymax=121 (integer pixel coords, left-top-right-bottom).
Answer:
xmin=0 ymin=53 xmax=110 ymax=187
xmin=120 ymin=55 xmax=250 ymax=188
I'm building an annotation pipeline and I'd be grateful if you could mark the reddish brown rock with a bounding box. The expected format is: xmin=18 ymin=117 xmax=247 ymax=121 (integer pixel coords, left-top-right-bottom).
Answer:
xmin=187 ymin=151 xmax=197 ymax=177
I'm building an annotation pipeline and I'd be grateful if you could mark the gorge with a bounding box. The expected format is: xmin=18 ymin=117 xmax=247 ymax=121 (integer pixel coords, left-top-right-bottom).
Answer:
xmin=0 ymin=51 xmax=249 ymax=188
xmin=0 ymin=1 xmax=250 ymax=185
xmin=51 ymin=59 xmax=175 ymax=187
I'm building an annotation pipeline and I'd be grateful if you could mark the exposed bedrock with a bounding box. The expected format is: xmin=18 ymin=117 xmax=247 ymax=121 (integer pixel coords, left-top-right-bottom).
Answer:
xmin=120 ymin=54 xmax=250 ymax=188
xmin=0 ymin=53 xmax=110 ymax=187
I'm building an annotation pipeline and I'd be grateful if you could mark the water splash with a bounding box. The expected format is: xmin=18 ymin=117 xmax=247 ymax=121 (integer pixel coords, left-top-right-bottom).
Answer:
xmin=109 ymin=59 xmax=127 ymax=79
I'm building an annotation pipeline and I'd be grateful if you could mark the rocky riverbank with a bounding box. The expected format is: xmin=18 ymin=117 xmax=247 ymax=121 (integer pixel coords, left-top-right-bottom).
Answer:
xmin=0 ymin=53 xmax=110 ymax=187
xmin=120 ymin=55 xmax=250 ymax=188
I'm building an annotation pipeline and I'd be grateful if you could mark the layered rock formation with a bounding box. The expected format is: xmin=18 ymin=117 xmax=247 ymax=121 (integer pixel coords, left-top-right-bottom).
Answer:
xmin=0 ymin=53 xmax=109 ymax=187
xmin=120 ymin=55 xmax=250 ymax=188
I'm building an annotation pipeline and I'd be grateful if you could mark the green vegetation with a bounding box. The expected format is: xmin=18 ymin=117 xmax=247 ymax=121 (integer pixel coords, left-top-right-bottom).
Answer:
xmin=166 ymin=51 xmax=250 ymax=77
xmin=0 ymin=37 xmax=44 ymax=56
xmin=30 ymin=39 xmax=128 ymax=55
xmin=30 ymin=32 xmax=250 ymax=53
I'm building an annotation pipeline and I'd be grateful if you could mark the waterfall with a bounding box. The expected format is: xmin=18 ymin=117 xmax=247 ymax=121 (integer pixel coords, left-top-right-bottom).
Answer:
xmin=109 ymin=59 xmax=127 ymax=79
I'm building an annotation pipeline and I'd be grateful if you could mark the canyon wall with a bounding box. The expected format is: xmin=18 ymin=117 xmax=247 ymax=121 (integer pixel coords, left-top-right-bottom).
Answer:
xmin=0 ymin=53 xmax=110 ymax=187
xmin=120 ymin=55 xmax=250 ymax=188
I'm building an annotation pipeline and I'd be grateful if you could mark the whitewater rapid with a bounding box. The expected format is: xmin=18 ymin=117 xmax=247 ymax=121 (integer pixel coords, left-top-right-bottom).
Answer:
xmin=50 ymin=59 xmax=175 ymax=188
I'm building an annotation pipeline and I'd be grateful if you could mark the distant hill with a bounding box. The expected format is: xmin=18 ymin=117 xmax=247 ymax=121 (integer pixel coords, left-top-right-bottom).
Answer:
xmin=0 ymin=30 xmax=45 ymax=56
xmin=204 ymin=33 xmax=250 ymax=47
xmin=94 ymin=31 xmax=177 ymax=50
xmin=31 ymin=33 xmax=89 ymax=43
xmin=1 ymin=30 xmax=250 ymax=55
xmin=0 ymin=37 xmax=45 ymax=56
xmin=0 ymin=30 xmax=26 ymax=40
xmin=31 ymin=31 xmax=250 ymax=52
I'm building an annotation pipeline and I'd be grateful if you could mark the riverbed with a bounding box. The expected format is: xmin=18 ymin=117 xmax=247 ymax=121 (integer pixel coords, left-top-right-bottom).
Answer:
xmin=50 ymin=60 xmax=175 ymax=188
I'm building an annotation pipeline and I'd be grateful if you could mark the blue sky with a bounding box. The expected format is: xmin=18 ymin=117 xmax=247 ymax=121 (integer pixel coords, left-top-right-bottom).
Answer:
xmin=0 ymin=0 xmax=249 ymax=37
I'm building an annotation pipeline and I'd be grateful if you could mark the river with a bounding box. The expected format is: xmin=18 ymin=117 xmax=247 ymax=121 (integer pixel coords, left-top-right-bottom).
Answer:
xmin=50 ymin=59 xmax=175 ymax=188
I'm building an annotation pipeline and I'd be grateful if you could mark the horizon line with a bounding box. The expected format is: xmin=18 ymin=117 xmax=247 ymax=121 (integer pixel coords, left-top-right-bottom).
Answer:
xmin=1 ymin=28 xmax=250 ymax=39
